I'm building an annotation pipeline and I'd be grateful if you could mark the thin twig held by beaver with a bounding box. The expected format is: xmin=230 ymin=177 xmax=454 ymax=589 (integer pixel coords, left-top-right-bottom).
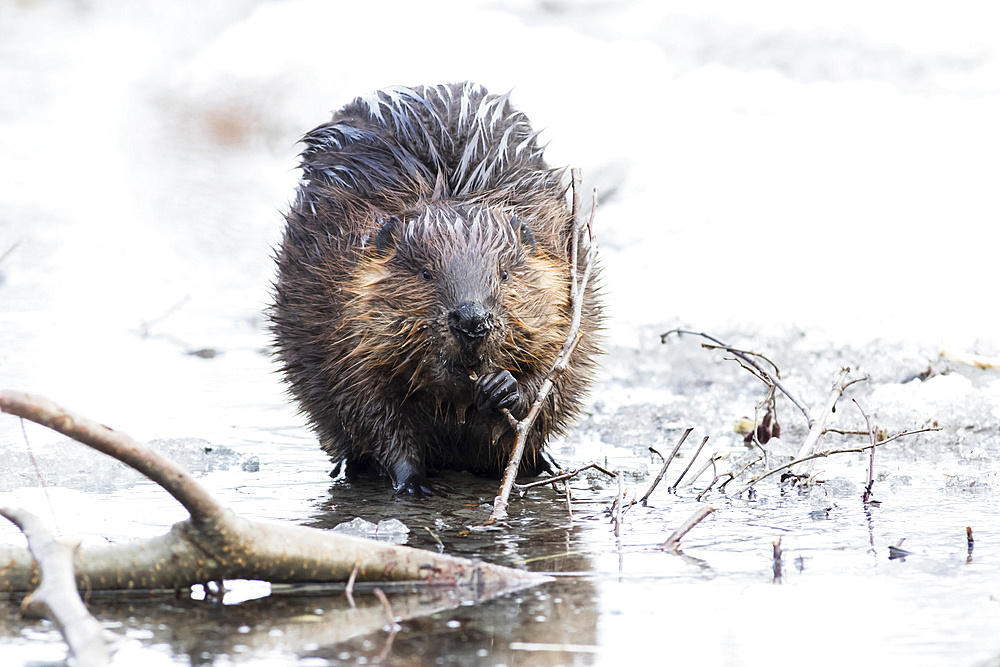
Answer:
xmin=270 ymin=82 xmax=602 ymax=495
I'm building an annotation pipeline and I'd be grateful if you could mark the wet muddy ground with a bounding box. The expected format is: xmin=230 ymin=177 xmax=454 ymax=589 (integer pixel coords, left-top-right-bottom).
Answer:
xmin=3 ymin=1 xmax=1000 ymax=665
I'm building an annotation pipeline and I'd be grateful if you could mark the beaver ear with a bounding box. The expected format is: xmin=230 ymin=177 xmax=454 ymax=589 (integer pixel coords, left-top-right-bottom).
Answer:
xmin=375 ymin=216 xmax=402 ymax=255
xmin=510 ymin=215 xmax=536 ymax=253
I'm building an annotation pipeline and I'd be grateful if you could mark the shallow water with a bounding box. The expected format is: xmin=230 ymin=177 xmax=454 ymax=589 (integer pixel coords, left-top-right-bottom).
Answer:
xmin=3 ymin=1 xmax=1000 ymax=665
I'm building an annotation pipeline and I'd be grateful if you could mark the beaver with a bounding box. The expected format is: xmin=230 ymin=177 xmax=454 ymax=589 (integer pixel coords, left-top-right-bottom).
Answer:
xmin=270 ymin=82 xmax=602 ymax=495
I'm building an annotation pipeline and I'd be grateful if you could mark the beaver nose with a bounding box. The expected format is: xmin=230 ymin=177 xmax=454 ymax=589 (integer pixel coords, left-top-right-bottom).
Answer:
xmin=448 ymin=302 xmax=491 ymax=348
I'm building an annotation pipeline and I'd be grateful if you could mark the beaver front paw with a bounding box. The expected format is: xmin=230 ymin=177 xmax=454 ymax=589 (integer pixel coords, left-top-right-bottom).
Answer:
xmin=393 ymin=477 xmax=452 ymax=497
xmin=473 ymin=370 xmax=520 ymax=415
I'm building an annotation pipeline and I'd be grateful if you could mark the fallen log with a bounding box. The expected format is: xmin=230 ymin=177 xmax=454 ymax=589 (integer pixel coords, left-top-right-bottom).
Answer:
xmin=0 ymin=390 xmax=549 ymax=595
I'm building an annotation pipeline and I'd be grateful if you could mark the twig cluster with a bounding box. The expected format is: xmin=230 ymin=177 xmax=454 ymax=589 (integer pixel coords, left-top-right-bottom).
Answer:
xmin=509 ymin=329 xmax=940 ymax=552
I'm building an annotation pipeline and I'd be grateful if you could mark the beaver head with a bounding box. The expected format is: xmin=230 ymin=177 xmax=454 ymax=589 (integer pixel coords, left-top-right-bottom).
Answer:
xmin=341 ymin=203 xmax=568 ymax=402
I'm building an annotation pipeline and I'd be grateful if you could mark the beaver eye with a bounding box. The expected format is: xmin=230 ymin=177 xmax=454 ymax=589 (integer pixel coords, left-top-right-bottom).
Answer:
xmin=419 ymin=268 xmax=433 ymax=281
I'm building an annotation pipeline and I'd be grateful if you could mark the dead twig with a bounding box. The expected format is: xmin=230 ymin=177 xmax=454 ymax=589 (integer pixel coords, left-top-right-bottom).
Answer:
xmin=661 ymin=505 xmax=715 ymax=552
xmin=373 ymin=587 xmax=396 ymax=626
xmin=669 ymin=436 xmax=710 ymax=492
xmin=19 ymin=415 xmax=59 ymax=533
xmin=0 ymin=390 xmax=223 ymax=524
xmin=424 ymin=526 xmax=445 ymax=553
xmin=717 ymin=454 xmax=764 ymax=492
xmin=639 ymin=428 xmax=693 ymax=505
xmin=614 ymin=472 xmax=624 ymax=537
xmin=0 ymin=507 xmax=110 ymax=667
xmin=686 ymin=452 xmax=726 ymax=489
xmin=888 ymin=538 xmax=912 ymax=560
xmin=695 ymin=454 xmax=728 ymax=501
xmin=512 ymin=462 xmax=615 ymax=494
xmin=854 ymin=399 xmax=878 ymax=504
xmin=789 ymin=368 xmax=868 ymax=476
xmin=735 ymin=427 xmax=941 ymax=495
xmin=488 ymin=168 xmax=597 ymax=522
xmin=662 ymin=329 xmax=812 ymax=424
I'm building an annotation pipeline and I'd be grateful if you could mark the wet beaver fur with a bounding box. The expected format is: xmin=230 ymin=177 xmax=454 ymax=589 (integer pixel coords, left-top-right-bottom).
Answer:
xmin=270 ymin=82 xmax=601 ymax=495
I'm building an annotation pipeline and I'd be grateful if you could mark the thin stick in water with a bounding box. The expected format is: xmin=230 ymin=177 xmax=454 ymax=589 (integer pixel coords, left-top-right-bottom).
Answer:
xmin=639 ymin=428 xmax=693 ymax=505
xmin=669 ymin=436 xmax=710 ymax=492
xmin=613 ymin=472 xmax=624 ymax=537
xmin=853 ymin=398 xmax=878 ymax=504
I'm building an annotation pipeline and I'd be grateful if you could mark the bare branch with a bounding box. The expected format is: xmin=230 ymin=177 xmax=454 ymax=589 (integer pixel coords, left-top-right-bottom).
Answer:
xmin=661 ymin=329 xmax=812 ymax=424
xmin=613 ymin=472 xmax=624 ymax=537
xmin=789 ymin=369 xmax=867 ymax=475
xmin=669 ymin=436 xmax=710 ymax=492
xmin=0 ymin=390 xmax=223 ymax=524
xmin=717 ymin=454 xmax=764 ymax=492
xmin=0 ymin=507 xmax=110 ymax=667
xmin=488 ymin=168 xmax=597 ymax=522
xmin=512 ymin=462 xmax=615 ymax=493
xmin=695 ymin=455 xmax=728 ymax=502
xmin=735 ymin=427 xmax=941 ymax=495
xmin=853 ymin=398 xmax=878 ymax=504
xmin=639 ymin=428 xmax=693 ymax=505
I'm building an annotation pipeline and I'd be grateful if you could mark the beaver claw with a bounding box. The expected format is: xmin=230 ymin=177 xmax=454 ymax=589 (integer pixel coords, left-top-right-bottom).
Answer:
xmin=393 ymin=477 xmax=452 ymax=497
xmin=473 ymin=370 xmax=520 ymax=414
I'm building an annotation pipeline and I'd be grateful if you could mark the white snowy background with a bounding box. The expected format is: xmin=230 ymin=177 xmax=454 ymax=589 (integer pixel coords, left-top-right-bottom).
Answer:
xmin=2 ymin=1 xmax=1000 ymax=664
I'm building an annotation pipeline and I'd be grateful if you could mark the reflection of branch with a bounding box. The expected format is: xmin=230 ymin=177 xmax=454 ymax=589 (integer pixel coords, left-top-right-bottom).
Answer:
xmin=735 ymin=427 xmax=941 ymax=495
xmin=488 ymin=168 xmax=597 ymax=522
xmin=661 ymin=505 xmax=715 ymax=552
xmin=0 ymin=507 xmax=110 ymax=667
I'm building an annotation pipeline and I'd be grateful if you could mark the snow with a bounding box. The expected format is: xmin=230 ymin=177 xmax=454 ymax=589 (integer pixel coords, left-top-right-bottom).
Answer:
xmin=2 ymin=1 xmax=1000 ymax=664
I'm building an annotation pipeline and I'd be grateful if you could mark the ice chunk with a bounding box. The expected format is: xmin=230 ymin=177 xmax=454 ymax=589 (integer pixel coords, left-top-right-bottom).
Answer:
xmin=331 ymin=517 xmax=410 ymax=544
